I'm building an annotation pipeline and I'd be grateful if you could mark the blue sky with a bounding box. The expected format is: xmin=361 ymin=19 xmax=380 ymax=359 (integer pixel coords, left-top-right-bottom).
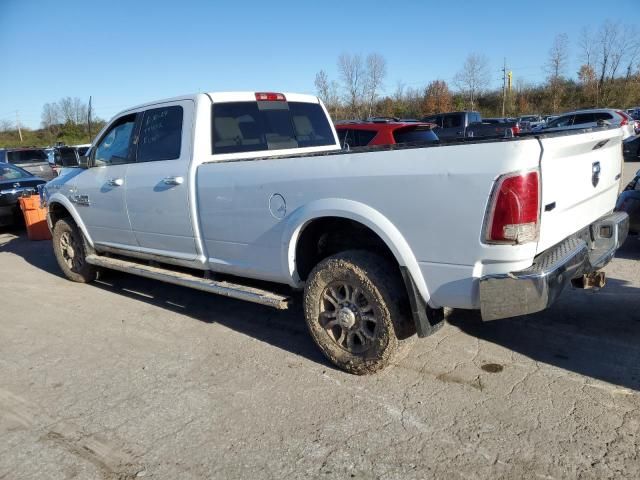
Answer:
xmin=0 ymin=0 xmax=638 ymax=128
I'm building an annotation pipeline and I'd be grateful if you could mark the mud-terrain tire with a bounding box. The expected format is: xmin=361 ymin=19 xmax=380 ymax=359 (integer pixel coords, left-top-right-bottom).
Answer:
xmin=52 ymin=218 xmax=96 ymax=283
xmin=303 ymin=250 xmax=415 ymax=375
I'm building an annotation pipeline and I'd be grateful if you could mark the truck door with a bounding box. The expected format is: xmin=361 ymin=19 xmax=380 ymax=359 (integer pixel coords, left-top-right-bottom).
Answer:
xmin=124 ymin=101 xmax=198 ymax=260
xmin=439 ymin=113 xmax=465 ymax=139
xmin=71 ymin=113 xmax=138 ymax=248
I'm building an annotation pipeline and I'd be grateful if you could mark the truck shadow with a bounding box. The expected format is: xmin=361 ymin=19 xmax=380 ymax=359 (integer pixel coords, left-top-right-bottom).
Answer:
xmin=448 ymin=238 xmax=640 ymax=391
xmin=2 ymin=227 xmax=639 ymax=382
xmin=0 ymin=227 xmax=331 ymax=369
xmin=92 ymin=269 xmax=331 ymax=368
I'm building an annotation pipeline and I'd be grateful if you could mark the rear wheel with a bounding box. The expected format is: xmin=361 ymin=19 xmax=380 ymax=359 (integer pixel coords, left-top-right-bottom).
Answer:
xmin=52 ymin=218 xmax=96 ymax=283
xmin=303 ymin=250 xmax=414 ymax=375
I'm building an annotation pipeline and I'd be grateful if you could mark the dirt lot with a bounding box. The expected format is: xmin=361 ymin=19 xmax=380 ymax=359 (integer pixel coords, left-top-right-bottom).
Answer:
xmin=1 ymin=163 xmax=639 ymax=480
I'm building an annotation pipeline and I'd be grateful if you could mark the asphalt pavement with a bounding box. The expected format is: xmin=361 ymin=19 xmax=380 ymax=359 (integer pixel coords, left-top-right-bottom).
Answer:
xmin=1 ymin=162 xmax=639 ymax=480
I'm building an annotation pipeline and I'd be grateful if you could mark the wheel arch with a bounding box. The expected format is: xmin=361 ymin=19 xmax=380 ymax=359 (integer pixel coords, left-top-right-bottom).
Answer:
xmin=47 ymin=194 xmax=94 ymax=248
xmin=283 ymin=198 xmax=431 ymax=305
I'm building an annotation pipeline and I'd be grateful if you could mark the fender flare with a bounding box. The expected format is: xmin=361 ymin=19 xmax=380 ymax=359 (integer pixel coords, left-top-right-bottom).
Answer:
xmin=281 ymin=198 xmax=431 ymax=305
xmin=46 ymin=193 xmax=95 ymax=248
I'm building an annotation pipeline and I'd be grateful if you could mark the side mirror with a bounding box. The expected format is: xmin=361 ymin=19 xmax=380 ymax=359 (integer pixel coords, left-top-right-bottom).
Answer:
xmin=54 ymin=152 xmax=63 ymax=166
xmin=78 ymin=155 xmax=90 ymax=169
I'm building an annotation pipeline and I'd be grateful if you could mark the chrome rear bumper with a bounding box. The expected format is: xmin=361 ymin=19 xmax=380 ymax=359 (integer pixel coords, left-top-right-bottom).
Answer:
xmin=479 ymin=211 xmax=629 ymax=321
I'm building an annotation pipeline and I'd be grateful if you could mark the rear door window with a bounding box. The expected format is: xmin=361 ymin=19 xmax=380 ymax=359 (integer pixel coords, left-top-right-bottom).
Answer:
xmin=572 ymin=113 xmax=595 ymax=125
xmin=593 ymin=112 xmax=613 ymax=122
xmin=393 ymin=128 xmax=438 ymax=144
xmin=442 ymin=114 xmax=462 ymax=128
xmin=136 ymin=106 xmax=183 ymax=162
xmin=212 ymin=101 xmax=335 ymax=154
xmin=548 ymin=115 xmax=573 ymax=128
xmin=353 ymin=130 xmax=377 ymax=146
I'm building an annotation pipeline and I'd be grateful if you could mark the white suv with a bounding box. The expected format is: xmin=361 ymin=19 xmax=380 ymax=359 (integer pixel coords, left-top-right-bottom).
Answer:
xmin=534 ymin=108 xmax=636 ymax=139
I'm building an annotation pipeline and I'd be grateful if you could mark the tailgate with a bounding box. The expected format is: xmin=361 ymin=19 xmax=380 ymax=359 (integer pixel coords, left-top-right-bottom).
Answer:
xmin=537 ymin=128 xmax=623 ymax=252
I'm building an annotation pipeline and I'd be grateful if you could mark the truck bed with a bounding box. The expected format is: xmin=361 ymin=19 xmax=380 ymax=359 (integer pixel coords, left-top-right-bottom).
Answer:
xmin=196 ymin=125 xmax=623 ymax=310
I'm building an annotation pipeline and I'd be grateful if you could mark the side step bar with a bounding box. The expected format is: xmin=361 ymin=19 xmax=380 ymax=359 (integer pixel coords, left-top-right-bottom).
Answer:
xmin=85 ymin=254 xmax=290 ymax=310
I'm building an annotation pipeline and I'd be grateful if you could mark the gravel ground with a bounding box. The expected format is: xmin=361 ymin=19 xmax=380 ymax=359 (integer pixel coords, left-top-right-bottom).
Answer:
xmin=1 ymin=162 xmax=639 ymax=480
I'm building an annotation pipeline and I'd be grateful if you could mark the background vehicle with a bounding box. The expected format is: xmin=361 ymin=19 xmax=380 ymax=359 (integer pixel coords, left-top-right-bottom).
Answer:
xmin=0 ymin=163 xmax=46 ymax=227
xmin=335 ymin=120 xmax=438 ymax=147
xmin=623 ymin=135 xmax=640 ymax=160
xmin=420 ymin=111 xmax=520 ymax=139
xmin=616 ymin=170 xmax=640 ymax=234
xmin=52 ymin=144 xmax=91 ymax=175
xmin=43 ymin=91 xmax=627 ymax=374
xmin=0 ymin=148 xmax=55 ymax=180
xmin=534 ymin=108 xmax=636 ymax=139
xmin=518 ymin=115 xmax=544 ymax=131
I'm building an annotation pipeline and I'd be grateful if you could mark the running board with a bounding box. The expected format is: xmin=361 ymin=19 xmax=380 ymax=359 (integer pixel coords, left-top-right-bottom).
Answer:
xmin=85 ymin=254 xmax=290 ymax=310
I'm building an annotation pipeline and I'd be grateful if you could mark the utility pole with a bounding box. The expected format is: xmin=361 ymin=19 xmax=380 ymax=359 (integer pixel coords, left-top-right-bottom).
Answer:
xmin=501 ymin=58 xmax=507 ymax=118
xmin=15 ymin=111 xmax=23 ymax=143
xmin=87 ymin=96 xmax=93 ymax=140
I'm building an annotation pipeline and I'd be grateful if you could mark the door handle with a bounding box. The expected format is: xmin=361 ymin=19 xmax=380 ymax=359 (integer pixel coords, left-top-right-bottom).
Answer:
xmin=107 ymin=178 xmax=124 ymax=187
xmin=163 ymin=176 xmax=184 ymax=186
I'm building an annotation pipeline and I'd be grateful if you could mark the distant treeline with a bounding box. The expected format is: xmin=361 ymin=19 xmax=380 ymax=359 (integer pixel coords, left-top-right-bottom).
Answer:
xmin=317 ymin=20 xmax=640 ymax=120
xmin=0 ymin=97 xmax=106 ymax=148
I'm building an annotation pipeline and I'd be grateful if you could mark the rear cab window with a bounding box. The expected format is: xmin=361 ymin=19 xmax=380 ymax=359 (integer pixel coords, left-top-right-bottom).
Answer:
xmin=212 ymin=99 xmax=335 ymax=154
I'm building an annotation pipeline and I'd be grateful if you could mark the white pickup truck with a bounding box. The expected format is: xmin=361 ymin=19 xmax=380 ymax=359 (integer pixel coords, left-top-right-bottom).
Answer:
xmin=42 ymin=91 xmax=629 ymax=374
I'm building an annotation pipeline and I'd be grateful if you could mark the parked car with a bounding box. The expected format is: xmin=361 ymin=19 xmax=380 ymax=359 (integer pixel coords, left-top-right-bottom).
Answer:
xmin=52 ymin=144 xmax=91 ymax=175
xmin=518 ymin=115 xmax=544 ymax=131
xmin=533 ymin=109 xmax=636 ymax=139
xmin=42 ymin=91 xmax=628 ymax=374
xmin=623 ymin=134 xmax=640 ymax=160
xmin=0 ymin=148 xmax=55 ymax=180
xmin=335 ymin=120 xmax=438 ymax=148
xmin=420 ymin=111 xmax=520 ymax=140
xmin=0 ymin=163 xmax=47 ymax=227
xmin=616 ymin=170 xmax=640 ymax=234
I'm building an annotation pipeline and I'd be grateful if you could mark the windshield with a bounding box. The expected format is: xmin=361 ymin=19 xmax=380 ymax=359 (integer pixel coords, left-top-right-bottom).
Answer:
xmin=0 ymin=163 xmax=32 ymax=180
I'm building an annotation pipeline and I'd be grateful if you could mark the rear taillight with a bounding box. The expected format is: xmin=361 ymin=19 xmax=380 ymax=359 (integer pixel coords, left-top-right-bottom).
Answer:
xmin=485 ymin=170 xmax=540 ymax=244
xmin=615 ymin=111 xmax=629 ymax=126
xmin=255 ymin=92 xmax=286 ymax=101
xmin=511 ymin=124 xmax=520 ymax=136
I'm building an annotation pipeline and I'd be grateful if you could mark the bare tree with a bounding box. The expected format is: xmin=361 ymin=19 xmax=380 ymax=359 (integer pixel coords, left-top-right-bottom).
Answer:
xmin=579 ymin=27 xmax=596 ymax=67
xmin=546 ymin=33 xmax=569 ymax=80
xmin=314 ymin=70 xmax=330 ymax=103
xmin=41 ymin=102 xmax=61 ymax=129
xmin=338 ymin=53 xmax=366 ymax=118
xmin=545 ymin=34 xmax=569 ymax=112
xmin=364 ymin=53 xmax=387 ymax=118
xmin=623 ymin=25 xmax=640 ymax=79
xmin=454 ymin=53 xmax=490 ymax=110
xmin=58 ymin=96 xmax=88 ymax=125
xmin=0 ymin=119 xmax=13 ymax=132
xmin=314 ymin=70 xmax=341 ymax=118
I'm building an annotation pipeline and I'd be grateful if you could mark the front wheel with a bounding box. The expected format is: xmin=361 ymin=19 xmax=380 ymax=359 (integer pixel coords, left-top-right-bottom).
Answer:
xmin=303 ymin=250 xmax=414 ymax=375
xmin=52 ymin=218 xmax=96 ymax=283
